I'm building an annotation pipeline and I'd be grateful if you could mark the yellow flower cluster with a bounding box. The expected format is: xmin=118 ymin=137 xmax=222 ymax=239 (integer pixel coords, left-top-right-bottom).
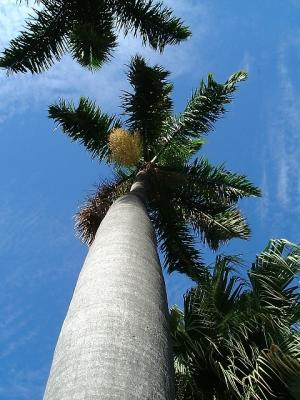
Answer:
xmin=108 ymin=128 xmax=142 ymax=166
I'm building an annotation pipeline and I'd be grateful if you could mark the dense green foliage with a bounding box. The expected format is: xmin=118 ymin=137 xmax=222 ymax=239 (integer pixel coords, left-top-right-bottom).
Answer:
xmin=171 ymin=239 xmax=300 ymax=399
xmin=48 ymin=56 xmax=260 ymax=280
xmin=1 ymin=0 xmax=190 ymax=73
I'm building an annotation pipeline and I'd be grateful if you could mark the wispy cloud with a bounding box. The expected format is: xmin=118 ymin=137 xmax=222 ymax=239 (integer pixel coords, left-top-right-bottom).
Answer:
xmin=0 ymin=1 xmax=35 ymax=50
xmin=0 ymin=367 xmax=47 ymax=400
xmin=0 ymin=191 xmax=81 ymax=398
xmin=274 ymin=41 xmax=300 ymax=208
xmin=261 ymin=36 xmax=300 ymax=229
xmin=240 ymin=51 xmax=252 ymax=73
xmin=0 ymin=1 xmax=208 ymax=121
xmin=259 ymin=165 xmax=269 ymax=221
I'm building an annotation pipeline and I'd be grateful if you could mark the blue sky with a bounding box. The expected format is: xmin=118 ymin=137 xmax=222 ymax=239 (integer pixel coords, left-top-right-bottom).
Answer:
xmin=1 ymin=0 xmax=300 ymax=398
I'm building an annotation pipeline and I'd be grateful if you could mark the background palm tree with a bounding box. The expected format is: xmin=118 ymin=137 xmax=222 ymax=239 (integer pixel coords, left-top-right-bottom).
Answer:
xmin=43 ymin=56 xmax=260 ymax=398
xmin=1 ymin=0 xmax=190 ymax=73
xmin=171 ymin=239 xmax=300 ymax=400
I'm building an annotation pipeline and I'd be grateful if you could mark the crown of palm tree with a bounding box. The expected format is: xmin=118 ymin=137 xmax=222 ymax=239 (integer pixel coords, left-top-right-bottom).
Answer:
xmin=1 ymin=0 xmax=191 ymax=74
xmin=171 ymin=239 xmax=300 ymax=399
xmin=48 ymin=55 xmax=260 ymax=280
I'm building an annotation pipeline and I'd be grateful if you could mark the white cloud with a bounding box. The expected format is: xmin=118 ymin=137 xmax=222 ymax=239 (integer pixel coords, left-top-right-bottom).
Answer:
xmin=0 ymin=0 xmax=208 ymax=121
xmin=259 ymin=165 xmax=269 ymax=221
xmin=0 ymin=1 xmax=34 ymax=50
xmin=240 ymin=51 xmax=252 ymax=73
xmin=0 ymin=367 xmax=46 ymax=400
xmin=274 ymin=42 xmax=300 ymax=209
xmin=262 ymin=36 xmax=300 ymax=226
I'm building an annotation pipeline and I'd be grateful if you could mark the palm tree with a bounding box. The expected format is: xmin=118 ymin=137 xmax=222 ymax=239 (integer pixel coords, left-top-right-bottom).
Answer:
xmin=43 ymin=56 xmax=260 ymax=399
xmin=171 ymin=239 xmax=300 ymax=399
xmin=1 ymin=0 xmax=190 ymax=73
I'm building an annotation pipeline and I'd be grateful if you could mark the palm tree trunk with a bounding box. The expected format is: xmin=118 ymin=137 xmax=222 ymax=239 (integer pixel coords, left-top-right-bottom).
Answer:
xmin=44 ymin=173 xmax=175 ymax=399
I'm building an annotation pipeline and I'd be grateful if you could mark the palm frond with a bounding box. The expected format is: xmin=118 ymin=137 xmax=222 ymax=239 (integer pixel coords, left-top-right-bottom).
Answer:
xmin=150 ymin=199 xmax=205 ymax=281
xmin=171 ymin=267 xmax=241 ymax=399
xmin=189 ymin=206 xmax=251 ymax=250
xmin=249 ymin=239 xmax=300 ymax=327
xmin=147 ymin=171 xmax=204 ymax=279
xmin=159 ymin=71 xmax=247 ymax=158
xmin=158 ymin=179 xmax=255 ymax=253
xmin=173 ymin=240 xmax=300 ymax=400
xmin=148 ymin=164 xmax=255 ymax=269
xmin=182 ymin=158 xmax=261 ymax=202
xmin=210 ymin=255 xmax=245 ymax=322
xmin=0 ymin=1 xmax=70 ymax=73
xmin=17 ymin=0 xmax=42 ymax=4
xmin=48 ymin=97 xmax=121 ymax=159
xmin=113 ymin=0 xmax=191 ymax=51
xmin=157 ymin=138 xmax=204 ymax=168
xmin=184 ymin=256 xmax=244 ymax=338
xmin=75 ymin=177 xmax=133 ymax=245
xmin=182 ymin=70 xmax=247 ymax=137
xmin=170 ymin=306 xmax=190 ymax=362
xmin=122 ymin=55 xmax=173 ymax=159
xmin=150 ymin=159 xmax=259 ymax=250
xmin=4 ymin=0 xmax=190 ymax=73
xmin=69 ymin=1 xmax=117 ymax=70
xmin=172 ymin=158 xmax=260 ymax=248
xmin=240 ymin=343 xmax=300 ymax=399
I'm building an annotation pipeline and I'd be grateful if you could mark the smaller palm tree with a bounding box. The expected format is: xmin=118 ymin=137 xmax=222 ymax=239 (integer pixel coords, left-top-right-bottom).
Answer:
xmin=1 ymin=0 xmax=190 ymax=73
xmin=48 ymin=55 xmax=260 ymax=281
xmin=171 ymin=239 xmax=300 ymax=399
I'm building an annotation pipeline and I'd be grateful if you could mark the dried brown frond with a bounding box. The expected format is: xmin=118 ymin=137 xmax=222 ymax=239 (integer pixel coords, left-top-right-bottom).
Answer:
xmin=108 ymin=128 xmax=142 ymax=166
xmin=75 ymin=179 xmax=132 ymax=245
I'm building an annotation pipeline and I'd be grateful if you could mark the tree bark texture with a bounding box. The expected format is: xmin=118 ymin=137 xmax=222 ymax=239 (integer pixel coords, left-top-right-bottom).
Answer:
xmin=44 ymin=181 xmax=175 ymax=399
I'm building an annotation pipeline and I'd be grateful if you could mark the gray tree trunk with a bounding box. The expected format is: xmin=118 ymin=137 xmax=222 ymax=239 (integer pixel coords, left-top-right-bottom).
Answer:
xmin=43 ymin=176 xmax=175 ymax=399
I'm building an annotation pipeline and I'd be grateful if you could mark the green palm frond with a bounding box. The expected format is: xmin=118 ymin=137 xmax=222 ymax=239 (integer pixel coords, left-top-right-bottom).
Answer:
xmin=182 ymin=158 xmax=261 ymax=202
xmin=122 ymin=55 xmax=173 ymax=159
xmin=240 ymin=343 xmax=300 ymax=399
xmin=184 ymin=256 xmax=244 ymax=338
xmin=173 ymin=240 xmax=300 ymax=400
xmin=157 ymin=138 xmax=205 ymax=168
xmin=0 ymin=1 xmax=70 ymax=74
xmin=150 ymin=198 xmax=204 ymax=280
xmin=48 ymin=97 xmax=121 ymax=159
xmin=174 ymin=193 xmax=251 ymax=250
xmin=171 ymin=264 xmax=240 ymax=399
xmin=159 ymin=72 xmax=247 ymax=159
xmin=189 ymin=206 xmax=251 ymax=249
xmin=174 ymin=371 xmax=195 ymax=400
xmin=68 ymin=2 xmax=117 ymax=70
xmin=183 ymin=71 xmax=247 ymax=136
xmin=113 ymin=0 xmax=191 ymax=51
xmin=210 ymin=255 xmax=245 ymax=321
xmin=250 ymin=239 xmax=300 ymax=327
xmin=170 ymin=306 xmax=192 ymax=370
xmin=149 ymin=163 xmax=256 ymax=251
xmin=2 ymin=0 xmax=190 ymax=73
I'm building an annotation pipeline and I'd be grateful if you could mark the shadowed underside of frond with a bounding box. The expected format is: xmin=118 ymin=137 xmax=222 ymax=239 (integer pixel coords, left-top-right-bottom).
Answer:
xmin=75 ymin=178 xmax=133 ymax=245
